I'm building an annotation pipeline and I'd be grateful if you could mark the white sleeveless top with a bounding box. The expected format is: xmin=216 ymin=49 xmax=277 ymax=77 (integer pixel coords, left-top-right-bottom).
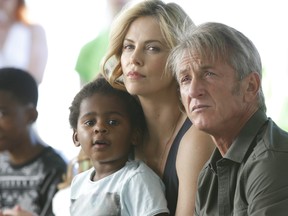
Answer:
xmin=0 ymin=22 xmax=31 ymax=69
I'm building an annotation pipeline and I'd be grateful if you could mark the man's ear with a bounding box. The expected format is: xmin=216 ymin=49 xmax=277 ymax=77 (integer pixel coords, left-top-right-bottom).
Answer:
xmin=243 ymin=72 xmax=260 ymax=102
xmin=72 ymin=130 xmax=81 ymax=147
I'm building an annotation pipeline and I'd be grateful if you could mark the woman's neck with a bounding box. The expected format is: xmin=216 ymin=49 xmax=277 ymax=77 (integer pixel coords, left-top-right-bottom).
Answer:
xmin=137 ymin=94 xmax=186 ymax=176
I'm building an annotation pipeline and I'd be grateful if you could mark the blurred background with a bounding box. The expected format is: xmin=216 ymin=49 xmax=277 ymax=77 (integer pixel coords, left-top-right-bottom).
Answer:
xmin=25 ymin=0 xmax=288 ymax=161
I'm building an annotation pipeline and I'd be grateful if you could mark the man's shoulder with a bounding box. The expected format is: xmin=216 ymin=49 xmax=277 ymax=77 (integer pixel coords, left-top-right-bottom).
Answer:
xmin=254 ymin=118 xmax=288 ymax=155
xmin=243 ymin=118 xmax=288 ymax=179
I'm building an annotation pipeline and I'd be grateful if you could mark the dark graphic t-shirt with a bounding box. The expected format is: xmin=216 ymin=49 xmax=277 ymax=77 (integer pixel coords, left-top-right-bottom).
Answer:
xmin=0 ymin=146 xmax=66 ymax=216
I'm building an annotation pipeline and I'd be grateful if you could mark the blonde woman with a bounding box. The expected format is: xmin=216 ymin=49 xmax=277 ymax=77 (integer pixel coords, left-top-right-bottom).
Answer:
xmin=102 ymin=0 xmax=215 ymax=215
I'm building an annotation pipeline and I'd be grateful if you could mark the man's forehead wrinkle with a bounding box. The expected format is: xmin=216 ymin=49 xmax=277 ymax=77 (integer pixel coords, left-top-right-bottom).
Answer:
xmin=179 ymin=64 xmax=190 ymax=74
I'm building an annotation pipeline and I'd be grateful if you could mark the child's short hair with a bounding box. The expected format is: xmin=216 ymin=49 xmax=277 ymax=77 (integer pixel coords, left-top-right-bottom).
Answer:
xmin=0 ymin=67 xmax=38 ymax=107
xmin=69 ymin=76 xmax=146 ymax=143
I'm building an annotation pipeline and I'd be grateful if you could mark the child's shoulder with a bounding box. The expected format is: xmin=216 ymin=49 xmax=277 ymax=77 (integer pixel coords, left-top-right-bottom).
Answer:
xmin=123 ymin=160 xmax=161 ymax=181
xmin=72 ymin=167 xmax=94 ymax=185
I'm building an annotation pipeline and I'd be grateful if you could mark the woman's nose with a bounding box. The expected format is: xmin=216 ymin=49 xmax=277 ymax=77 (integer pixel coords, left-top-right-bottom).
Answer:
xmin=130 ymin=50 xmax=143 ymax=66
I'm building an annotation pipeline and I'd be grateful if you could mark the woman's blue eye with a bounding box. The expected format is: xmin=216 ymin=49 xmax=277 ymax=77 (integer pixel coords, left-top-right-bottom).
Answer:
xmin=123 ymin=44 xmax=134 ymax=50
xmin=147 ymin=45 xmax=160 ymax=52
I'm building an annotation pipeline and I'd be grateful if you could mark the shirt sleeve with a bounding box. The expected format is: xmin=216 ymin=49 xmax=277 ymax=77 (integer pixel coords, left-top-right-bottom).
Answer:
xmin=121 ymin=168 xmax=169 ymax=216
xmin=246 ymin=151 xmax=288 ymax=215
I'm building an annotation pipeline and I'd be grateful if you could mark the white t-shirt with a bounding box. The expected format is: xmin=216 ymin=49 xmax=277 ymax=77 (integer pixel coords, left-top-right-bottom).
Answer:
xmin=0 ymin=22 xmax=31 ymax=69
xmin=70 ymin=160 xmax=169 ymax=216
xmin=52 ymin=187 xmax=71 ymax=216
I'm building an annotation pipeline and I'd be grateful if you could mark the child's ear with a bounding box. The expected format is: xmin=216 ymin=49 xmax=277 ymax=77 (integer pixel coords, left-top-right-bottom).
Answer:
xmin=72 ymin=130 xmax=81 ymax=147
xmin=26 ymin=104 xmax=38 ymax=124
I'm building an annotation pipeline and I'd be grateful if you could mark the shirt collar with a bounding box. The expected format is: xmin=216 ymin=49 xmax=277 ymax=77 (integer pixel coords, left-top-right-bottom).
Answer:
xmin=225 ymin=110 xmax=268 ymax=163
xmin=207 ymin=110 xmax=268 ymax=171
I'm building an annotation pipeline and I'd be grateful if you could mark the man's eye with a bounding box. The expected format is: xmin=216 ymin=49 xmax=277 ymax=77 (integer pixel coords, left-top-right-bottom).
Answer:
xmin=108 ymin=119 xmax=119 ymax=126
xmin=205 ymin=71 xmax=215 ymax=77
xmin=179 ymin=75 xmax=191 ymax=84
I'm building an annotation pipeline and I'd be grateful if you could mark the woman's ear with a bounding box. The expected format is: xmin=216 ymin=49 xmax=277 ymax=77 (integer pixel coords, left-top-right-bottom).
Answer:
xmin=72 ymin=130 xmax=81 ymax=147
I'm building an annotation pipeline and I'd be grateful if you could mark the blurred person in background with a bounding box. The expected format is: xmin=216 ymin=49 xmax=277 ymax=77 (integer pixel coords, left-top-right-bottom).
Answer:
xmin=0 ymin=0 xmax=48 ymax=85
xmin=0 ymin=68 xmax=66 ymax=216
xmin=75 ymin=0 xmax=129 ymax=86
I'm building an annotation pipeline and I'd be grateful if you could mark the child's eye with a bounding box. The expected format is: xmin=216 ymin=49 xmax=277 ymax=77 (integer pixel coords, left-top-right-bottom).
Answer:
xmin=84 ymin=120 xmax=95 ymax=127
xmin=0 ymin=110 xmax=7 ymax=118
xmin=108 ymin=119 xmax=119 ymax=126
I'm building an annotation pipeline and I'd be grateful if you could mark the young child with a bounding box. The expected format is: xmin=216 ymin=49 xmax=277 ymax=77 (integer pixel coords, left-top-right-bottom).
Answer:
xmin=69 ymin=76 xmax=169 ymax=215
xmin=0 ymin=67 xmax=67 ymax=216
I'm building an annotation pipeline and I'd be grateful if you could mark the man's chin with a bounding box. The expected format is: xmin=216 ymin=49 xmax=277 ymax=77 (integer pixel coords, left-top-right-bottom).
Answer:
xmin=191 ymin=119 xmax=210 ymax=132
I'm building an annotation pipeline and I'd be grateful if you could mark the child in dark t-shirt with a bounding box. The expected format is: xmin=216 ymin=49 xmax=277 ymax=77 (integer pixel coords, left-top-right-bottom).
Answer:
xmin=0 ymin=67 xmax=67 ymax=216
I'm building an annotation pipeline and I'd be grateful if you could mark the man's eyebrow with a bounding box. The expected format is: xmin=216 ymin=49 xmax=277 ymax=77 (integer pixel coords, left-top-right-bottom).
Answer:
xmin=178 ymin=67 xmax=189 ymax=76
xmin=198 ymin=65 xmax=212 ymax=71
xmin=179 ymin=62 xmax=192 ymax=73
xmin=177 ymin=64 xmax=214 ymax=76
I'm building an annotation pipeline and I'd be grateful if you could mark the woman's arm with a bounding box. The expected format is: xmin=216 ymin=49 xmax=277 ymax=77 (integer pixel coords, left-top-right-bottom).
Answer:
xmin=175 ymin=125 xmax=215 ymax=216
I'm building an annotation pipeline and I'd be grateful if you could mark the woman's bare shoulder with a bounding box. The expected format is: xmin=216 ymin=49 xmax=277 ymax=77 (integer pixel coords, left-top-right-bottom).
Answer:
xmin=176 ymin=124 xmax=215 ymax=171
xmin=183 ymin=125 xmax=214 ymax=148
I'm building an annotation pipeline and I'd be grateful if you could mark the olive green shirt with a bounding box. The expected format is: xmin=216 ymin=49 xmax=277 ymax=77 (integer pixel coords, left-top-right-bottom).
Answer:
xmin=195 ymin=110 xmax=288 ymax=216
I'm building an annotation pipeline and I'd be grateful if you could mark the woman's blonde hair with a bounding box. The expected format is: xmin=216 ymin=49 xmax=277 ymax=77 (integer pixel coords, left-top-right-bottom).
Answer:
xmin=101 ymin=0 xmax=195 ymax=90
